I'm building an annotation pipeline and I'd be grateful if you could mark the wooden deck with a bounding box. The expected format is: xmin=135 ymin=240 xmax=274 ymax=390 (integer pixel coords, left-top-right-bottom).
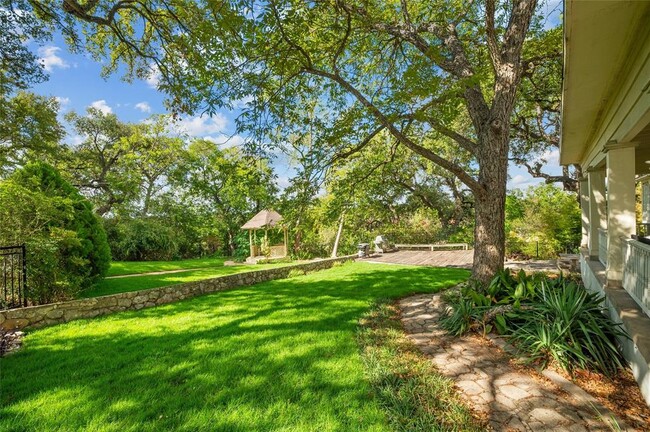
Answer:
xmin=365 ymin=250 xmax=474 ymax=269
xmin=365 ymin=250 xmax=561 ymax=273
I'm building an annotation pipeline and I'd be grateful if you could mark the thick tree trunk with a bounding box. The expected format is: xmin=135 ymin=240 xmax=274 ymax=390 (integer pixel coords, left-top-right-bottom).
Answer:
xmin=331 ymin=214 xmax=344 ymax=258
xmin=472 ymin=127 xmax=509 ymax=284
xmin=473 ymin=190 xmax=506 ymax=283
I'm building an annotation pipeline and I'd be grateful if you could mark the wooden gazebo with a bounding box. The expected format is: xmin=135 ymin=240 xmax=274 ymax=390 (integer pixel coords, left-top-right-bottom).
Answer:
xmin=241 ymin=209 xmax=288 ymax=261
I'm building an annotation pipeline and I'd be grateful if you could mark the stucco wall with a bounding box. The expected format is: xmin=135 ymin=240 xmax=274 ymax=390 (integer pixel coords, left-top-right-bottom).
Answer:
xmin=0 ymin=256 xmax=356 ymax=331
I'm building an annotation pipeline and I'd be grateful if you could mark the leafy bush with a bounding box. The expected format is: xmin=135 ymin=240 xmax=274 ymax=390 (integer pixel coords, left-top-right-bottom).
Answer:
xmin=105 ymin=217 xmax=181 ymax=261
xmin=232 ymin=231 xmax=250 ymax=261
xmin=441 ymin=270 xmax=627 ymax=376
xmin=505 ymin=184 xmax=581 ymax=259
xmin=0 ymin=162 xmax=110 ymax=303
xmin=440 ymin=296 xmax=481 ymax=336
xmin=509 ymin=278 xmax=626 ymax=376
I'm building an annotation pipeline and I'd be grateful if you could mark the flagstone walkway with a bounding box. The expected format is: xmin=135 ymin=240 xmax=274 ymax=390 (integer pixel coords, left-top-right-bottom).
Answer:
xmin=399 ymin=293 xmax=632 ymax=431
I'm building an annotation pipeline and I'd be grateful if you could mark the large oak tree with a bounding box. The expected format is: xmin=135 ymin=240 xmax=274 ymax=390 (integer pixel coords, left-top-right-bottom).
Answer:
xmin=22 ymin=0 xmax=557 ymax=282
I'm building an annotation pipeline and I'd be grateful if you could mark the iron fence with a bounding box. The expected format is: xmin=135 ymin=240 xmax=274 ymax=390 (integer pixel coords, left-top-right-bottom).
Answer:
xmin=1 ymin=244 xmax=27 ymax=309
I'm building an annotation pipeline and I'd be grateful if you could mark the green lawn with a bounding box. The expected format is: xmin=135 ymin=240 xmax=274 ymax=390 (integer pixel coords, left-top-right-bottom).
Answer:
xmin=86 ymin=262 xmax=291 ymax=298
xmin=106 ymin=256 xmax=231 ymax=277
xmin=1 ymin=262 xmax=469 ymax=432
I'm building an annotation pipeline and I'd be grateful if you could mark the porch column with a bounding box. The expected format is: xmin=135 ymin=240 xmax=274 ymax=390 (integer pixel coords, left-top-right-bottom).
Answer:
xmin=579 ymin=177 xmax=589 ymax=248
xmin=605 ymin=143 xmax=637 ymax=284
xmin=587 ymin=169 xmax=606 ymax=259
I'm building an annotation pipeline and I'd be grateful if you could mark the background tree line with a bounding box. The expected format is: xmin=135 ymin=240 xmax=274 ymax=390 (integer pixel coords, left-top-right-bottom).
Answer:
xmin=0 ymin=91 xmax=579 ymax=303
xmin=0 ymin=0 xmax=581 ymax=303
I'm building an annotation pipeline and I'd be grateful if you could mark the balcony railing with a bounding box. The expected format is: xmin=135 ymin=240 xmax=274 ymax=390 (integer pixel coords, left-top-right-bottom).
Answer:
xmin=623 ymin=238 xmax=650 ymax=318
xmin=598 ymin=228 xmax=608 ymax=266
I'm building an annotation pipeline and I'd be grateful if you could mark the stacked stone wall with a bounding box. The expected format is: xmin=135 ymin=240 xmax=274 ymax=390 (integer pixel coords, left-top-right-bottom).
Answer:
xmin=0 ymin=255 xmax=356 ymax=331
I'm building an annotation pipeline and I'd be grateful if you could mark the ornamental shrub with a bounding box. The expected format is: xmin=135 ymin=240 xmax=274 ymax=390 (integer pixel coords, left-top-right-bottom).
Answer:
xmin=440 ymin=270 xmax=627 ymax=376
xmin=0 ymin=162 xmax=110 ymax=303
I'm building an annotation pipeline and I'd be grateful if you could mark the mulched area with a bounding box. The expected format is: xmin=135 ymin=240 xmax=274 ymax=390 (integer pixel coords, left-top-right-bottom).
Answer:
xmin=558 ymin=368 xmax=650 ymax=430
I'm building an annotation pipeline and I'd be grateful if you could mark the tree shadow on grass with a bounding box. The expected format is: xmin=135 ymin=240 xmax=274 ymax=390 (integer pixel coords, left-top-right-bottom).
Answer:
xmin=0 ymin=264 xmax=468 ymax=431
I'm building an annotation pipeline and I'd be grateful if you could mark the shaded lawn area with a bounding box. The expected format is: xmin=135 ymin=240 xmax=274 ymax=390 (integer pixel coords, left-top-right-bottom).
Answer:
xmin=1 ymin=262 xmax=469 ymax=432
xmin=86 ymin=262 xmax=292 ymax=298
xmin=106 ymin=256 xmax=231 ymax=277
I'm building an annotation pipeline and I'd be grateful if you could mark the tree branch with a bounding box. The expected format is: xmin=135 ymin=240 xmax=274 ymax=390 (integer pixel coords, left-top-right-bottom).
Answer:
xmin=329 ymin=125 xmax=385 ymax=164
xmin=303 ymin=66 xmax=484 ymax=194
xmin=485 ymin=0 xmax=501 ymax=70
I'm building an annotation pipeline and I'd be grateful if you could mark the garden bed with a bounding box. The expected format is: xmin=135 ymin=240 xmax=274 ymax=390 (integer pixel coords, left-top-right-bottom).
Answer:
xmin=438 ymin=270 xmax=650 ymax=429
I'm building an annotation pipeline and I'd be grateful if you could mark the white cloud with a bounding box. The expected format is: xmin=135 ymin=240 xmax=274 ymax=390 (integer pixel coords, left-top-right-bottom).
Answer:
xmin=538 ymin=149 xmax=560 ymax=165
xmin=510 ymin=174 xmax=530 ymax=186
xmin=135 ymin=102 xmax=152 ymax=113
xmin=37 ymin=46 xmax=70 ymax=72
xmin=89 ymin=99 xmax=113 ymax=114
xmin=146 ymin=64 xmax=161 ymax=88
xmin=276 ymin=175 xmax=291 ymax=190
xmin=176 ymin=114 xmax=228 ymax=136
xmin=507 ymin=174 xmax=543 ymax=191
xmin=55 ymin=96 xmax=70 ymax=108
xmin=203 ymin=133 xmax=245 ymax=148
xmin=66 ymin=134 xmax=85 ymax=146
xmin=231 ymin=95 xmax=254 ymax=109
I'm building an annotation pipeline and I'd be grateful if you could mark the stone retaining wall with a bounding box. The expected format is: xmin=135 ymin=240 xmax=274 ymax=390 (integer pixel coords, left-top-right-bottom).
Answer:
xmin=0 ymin=255 xmax=356 ymax=331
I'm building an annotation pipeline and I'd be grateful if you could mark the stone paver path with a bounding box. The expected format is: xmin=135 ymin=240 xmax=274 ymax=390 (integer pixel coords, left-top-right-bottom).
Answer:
xmin=400 ymin=293 xmax=631 ymax=431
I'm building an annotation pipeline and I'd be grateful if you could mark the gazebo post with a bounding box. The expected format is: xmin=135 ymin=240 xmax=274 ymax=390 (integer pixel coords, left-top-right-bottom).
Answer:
xmin=248 ymin=229 xmax=254 ymax=258
xmin=283 ymin=227 xmax=288 ymax=257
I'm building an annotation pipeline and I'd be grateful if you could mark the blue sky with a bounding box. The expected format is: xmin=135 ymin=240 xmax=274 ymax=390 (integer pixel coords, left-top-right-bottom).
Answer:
xmin=29 ymin=13 xmax=563 ymax=192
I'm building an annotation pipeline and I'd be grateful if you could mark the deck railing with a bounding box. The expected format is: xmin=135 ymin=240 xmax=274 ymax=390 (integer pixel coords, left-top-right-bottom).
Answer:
xmin=623 ymin=238 xmax=650 ymax=318
xmin=598 ymin=228 xmax=608 ymax=266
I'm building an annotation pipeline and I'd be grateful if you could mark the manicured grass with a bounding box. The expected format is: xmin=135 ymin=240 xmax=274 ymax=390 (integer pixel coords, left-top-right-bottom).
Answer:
xmin=106 ymin=256 xmax=230 ymax=277
xmin=85 ymin=262 xmax=292 ymax=298
xmin=1 ymin=262 xmax=469 ymax=432
xmin=358 ymin=301 xmax=482 ymax=431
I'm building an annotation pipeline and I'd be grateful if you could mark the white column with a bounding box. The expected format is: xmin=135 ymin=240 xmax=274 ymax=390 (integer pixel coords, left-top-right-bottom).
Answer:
xmin=605 ymin=144 xmax=636 ymax=284
xmin=579 ymin=177 xmax=590 ymax=249
xmin=588 ymin=169 xmax=607 ymax=259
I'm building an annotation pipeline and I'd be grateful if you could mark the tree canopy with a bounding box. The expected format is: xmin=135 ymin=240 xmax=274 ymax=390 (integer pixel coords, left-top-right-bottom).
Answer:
xmin=1 ymin=0 xmax=572 ymax=283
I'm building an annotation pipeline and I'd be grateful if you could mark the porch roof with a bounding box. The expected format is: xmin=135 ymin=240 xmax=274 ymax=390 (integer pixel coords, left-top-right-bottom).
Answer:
xmin=560 ymin=1 xmax=650 ymax=166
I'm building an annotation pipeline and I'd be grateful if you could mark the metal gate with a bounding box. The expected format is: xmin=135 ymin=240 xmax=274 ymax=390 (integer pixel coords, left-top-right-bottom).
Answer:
xmin=1 ymin=244 xmax=27 ymax=309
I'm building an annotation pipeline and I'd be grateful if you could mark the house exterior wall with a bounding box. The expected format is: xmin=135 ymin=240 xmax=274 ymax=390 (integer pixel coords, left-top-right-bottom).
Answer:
xmin=563 ymin=0 xmax=650 ymax=407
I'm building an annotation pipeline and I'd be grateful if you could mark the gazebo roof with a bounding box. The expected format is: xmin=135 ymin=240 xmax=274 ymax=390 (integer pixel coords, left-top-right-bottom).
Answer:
xmin=241 ymin=209 xmax=284 ymax=229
